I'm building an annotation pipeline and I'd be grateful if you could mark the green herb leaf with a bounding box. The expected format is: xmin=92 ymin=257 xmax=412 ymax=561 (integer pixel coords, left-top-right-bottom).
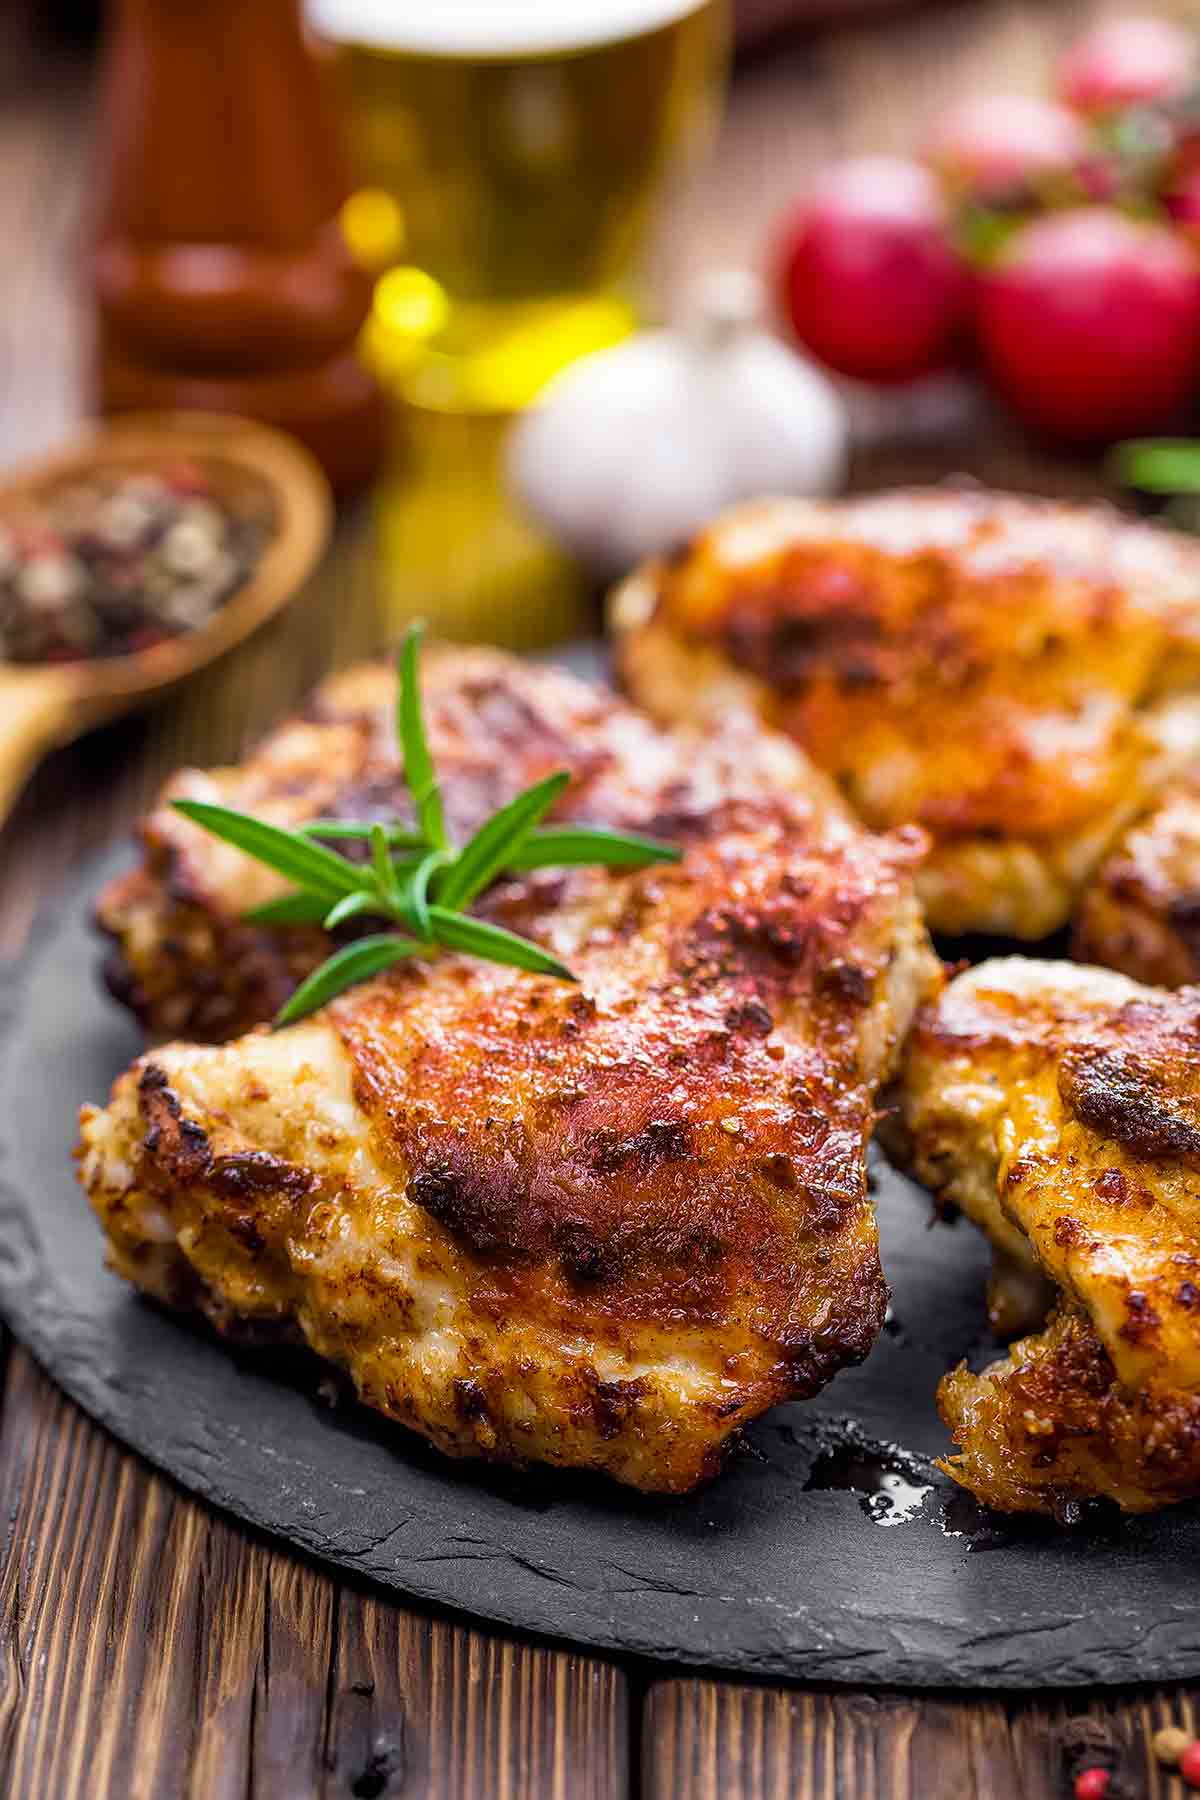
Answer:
xmin=275 ymin=933 xmax=424 ymax=1027
xmin=427 ymin=905 xmax=575 ymax=980
xmin=397 ymin=624 xmax=447 ymax=850
xmin=172 ymin=800 xmax=361 ymax=900
xmin=244 ymin=891 xmax=334 ymax=928
xmin=323 ymin=890 xmax=382 ymax=931
xmin=1109 ymin=438 xmax=1200 ymax=495
xmin=403 ymin=847 xmax=450 ymax=941
xmin=299 ymin=819 xmax=425 ymax=849
xmin=371 ymin=823 xmax=401 ymax=908
xmin=437 ymin=771 xmax=570 ymax=910
xmin=507 ymin=825 xmax=682 ymax=873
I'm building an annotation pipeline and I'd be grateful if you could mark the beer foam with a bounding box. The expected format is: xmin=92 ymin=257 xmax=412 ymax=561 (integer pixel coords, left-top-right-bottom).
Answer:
xmin=306 ymin=0 xmax=706 ymax=56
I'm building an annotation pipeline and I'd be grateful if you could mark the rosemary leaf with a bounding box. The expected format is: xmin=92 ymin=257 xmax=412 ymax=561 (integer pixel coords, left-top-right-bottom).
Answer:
xmin=245 ymin=891 xmax=334 ymax=928
xmin=172 ymin=800 xmax=362 ymax=900
xmin=1109 ymin=437 xmax=1200 ymax=495
xmin=437 ymin=770 xmax=570 ymax=910
xmin=323 ymin=890 xmax=382 ymax=931
xmin=275 ymin=933 xmax=424 ymax=1027
xmin=371 ymin=823 xmax=401 ymax=908
xmin=507 ymin=825 xmax=682 ymax=873
xmin=427 ymin=906 xmax=575 ymax=980
xmin=404 ymin=847 xmax=450 ymax=942
xmin=398 ymin=624 xmax=447 ymax=850
xmin=300 ymin=819 xmax=425 ymax=849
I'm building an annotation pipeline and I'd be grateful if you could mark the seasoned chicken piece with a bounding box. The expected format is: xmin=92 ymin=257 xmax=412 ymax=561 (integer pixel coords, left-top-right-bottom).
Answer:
xmin=612 ymin=488 xmax=1200 ymax=939
xmin=1074 ymin=768 xmax=1200 ymax=987
xmin=97 ymin=645 xmax=851 ymax=1041
xmin=81 ymin=785 xmax=937 ymax=1492
xmin=889 ymin=957 xmax=1200 ymax=1515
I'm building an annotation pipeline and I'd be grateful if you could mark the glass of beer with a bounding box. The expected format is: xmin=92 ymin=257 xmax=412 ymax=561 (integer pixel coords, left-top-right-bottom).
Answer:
xmin=309 ymin=0 xmax=729 ymax=413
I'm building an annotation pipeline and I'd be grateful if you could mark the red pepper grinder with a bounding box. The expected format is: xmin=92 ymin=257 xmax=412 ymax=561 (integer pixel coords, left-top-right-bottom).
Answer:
xmin=89 ymin=0 xmax=385 ymax=497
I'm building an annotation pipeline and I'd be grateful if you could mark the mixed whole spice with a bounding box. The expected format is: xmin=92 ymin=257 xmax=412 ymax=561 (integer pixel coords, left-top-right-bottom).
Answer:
xmin=0 ymin=460 xmax=276 ymax=664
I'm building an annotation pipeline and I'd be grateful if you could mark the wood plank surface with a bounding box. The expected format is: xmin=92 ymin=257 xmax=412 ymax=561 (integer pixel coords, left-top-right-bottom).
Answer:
xmin=641 ymin=1681 xmax=1200 ymax=1799
xmin=0 ymin=1348 xmax=629 ymax=1799
xmin=2 ymin=5 xmax=1200 ymax=1797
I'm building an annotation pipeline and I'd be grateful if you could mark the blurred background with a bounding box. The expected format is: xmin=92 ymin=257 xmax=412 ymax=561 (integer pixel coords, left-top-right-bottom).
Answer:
xmin=2 ymin=0 xmax=1200 ymax=810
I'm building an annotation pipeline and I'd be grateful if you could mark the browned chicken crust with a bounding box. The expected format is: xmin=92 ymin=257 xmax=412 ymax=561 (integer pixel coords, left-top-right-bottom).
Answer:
xmin=1074 ymin=768 xmax=1200 ymax=987
xmin=83 ymin=648 xmax=940 ymax=1491
xmin=940 ymin=1306 xmax=1200 ymax=1519
xmin=613 ymin=488 xmax=1200 ymax=939
xmin=889 ymin=957 xmax=1200 ymax=1515
xmin=98 ymin=646 xmax=851 ymax=1041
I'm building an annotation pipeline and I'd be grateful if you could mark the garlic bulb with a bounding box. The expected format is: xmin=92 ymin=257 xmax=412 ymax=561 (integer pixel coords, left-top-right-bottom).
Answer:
xmin=507 ymin=269 xmax=848 ymax=575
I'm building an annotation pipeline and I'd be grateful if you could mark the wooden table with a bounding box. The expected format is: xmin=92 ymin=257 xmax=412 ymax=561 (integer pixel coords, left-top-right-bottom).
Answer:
xmin=2 ymin=5 xmax=1199 ymax=1795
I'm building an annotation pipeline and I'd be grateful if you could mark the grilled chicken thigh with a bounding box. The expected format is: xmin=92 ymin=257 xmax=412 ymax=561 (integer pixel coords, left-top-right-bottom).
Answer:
xmin=1074 ymin=768 xmax=1200 ymax=987
xmin=890 ymin=957 xmax=1200 ymax=1515
xmin=83 ymin=649 xmax=938 ymax=1491
xmin=613 ymin=488 xmax=1200 ymax=940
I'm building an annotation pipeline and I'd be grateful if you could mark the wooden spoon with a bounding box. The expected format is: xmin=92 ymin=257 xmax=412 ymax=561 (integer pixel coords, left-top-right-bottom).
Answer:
xmin=0 ymin=411 xmax=333 ymax=822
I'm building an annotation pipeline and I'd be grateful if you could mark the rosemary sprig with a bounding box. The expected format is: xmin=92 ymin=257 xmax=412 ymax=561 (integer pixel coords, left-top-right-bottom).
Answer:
xmin=1109 ymin=438 xmax=1200 ymax=495
xmin=172 ymin=624 xmax=681 ymax=1026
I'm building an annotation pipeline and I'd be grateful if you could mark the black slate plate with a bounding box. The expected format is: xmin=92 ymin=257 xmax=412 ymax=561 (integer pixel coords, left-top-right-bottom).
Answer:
xmin=3 ymin=849 xmax=1200 ymax=1690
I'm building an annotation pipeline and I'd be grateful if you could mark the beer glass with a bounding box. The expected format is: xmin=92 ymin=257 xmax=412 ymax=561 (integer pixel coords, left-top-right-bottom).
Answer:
xmin=309 ymin=0 xmax=728 ymax=412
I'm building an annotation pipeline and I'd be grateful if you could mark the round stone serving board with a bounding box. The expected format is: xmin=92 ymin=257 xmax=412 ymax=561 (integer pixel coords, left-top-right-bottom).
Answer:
xmin=2 ymin=848 xmax=1199 ymax=1690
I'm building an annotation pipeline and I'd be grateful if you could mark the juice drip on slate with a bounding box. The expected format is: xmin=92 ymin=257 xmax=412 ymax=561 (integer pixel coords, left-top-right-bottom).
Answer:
xmin=803 ymin=1439 xmax=934 ymax=1527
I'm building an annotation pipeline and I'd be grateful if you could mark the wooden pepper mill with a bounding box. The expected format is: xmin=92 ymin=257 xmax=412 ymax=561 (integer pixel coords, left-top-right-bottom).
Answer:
xmin=89 ymin=0 xmax=385 ymax=497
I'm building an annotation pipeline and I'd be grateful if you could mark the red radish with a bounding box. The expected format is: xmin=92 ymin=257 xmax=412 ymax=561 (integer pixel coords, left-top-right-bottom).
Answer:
xmin=977 ymin=208 xmax=1200 ymax=445
xmin=1168 ymin=158 xmax=1200 ymax=234
xmin=774 ymin=156 xmax=970 ymax=385
xmin=1058 ymin=14 xmax=1195 ymax=116
xmin=925 ymin=92 xmax=1091 ymax=204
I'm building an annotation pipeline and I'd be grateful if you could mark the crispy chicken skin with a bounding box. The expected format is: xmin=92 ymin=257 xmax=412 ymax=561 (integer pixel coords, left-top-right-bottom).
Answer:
xmin=97 ymin=646 xmax=852 ymax=1041
xmin=1074 ymin=769 xmax=1200 ymax=987
xmin=889 ymin=957 xmax=1200 ymax=1515
xmin=81 ymin=776 xmax=937 ymax=1492
xmin=612 ymin=488 xmax=1200 ymax=940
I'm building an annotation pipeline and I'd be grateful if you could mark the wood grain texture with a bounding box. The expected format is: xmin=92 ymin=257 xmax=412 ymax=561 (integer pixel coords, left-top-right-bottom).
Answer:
xmin=0 ymin=1348 xmax=629 ymax=1800
xmin=642 ymin=1680 xmax=1200 ymax=1799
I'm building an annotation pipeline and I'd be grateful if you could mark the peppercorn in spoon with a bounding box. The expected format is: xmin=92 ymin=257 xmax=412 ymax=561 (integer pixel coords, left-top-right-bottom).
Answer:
xmin=0 ymin=411 xmax=331 ymax=822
